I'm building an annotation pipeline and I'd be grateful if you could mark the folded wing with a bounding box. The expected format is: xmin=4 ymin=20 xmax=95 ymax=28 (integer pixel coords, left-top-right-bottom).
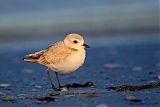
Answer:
xmin=23 ymin=50 xmax=45 ymax=62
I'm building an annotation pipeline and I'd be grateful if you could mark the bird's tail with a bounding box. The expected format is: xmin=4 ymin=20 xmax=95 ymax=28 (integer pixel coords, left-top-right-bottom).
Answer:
xmin=23 ymin=57 xmax=39 ymax=62
xmin=23 ymin=50 xmax=44 ymax=63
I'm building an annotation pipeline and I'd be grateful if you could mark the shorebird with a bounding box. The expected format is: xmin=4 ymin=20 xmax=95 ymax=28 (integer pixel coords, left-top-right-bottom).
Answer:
xmin=23 ymin=33 xmax=89 ymax=90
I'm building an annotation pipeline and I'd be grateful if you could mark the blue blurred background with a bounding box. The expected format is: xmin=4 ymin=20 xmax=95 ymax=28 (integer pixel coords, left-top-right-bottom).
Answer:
xmin=0 ymin=0 xmax=159 ymax=46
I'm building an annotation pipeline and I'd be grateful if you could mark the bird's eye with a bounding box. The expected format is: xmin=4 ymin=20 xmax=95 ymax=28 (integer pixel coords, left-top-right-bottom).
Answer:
xmin=73 ymin=40 xmax=78 ymax=43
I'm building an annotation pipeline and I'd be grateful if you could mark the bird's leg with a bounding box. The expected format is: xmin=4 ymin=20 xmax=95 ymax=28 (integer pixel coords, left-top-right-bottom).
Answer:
xmin=45 ymin=68 xmax=57 ymax=91
xmin=55 ymin=72 xmax=62 ymax=89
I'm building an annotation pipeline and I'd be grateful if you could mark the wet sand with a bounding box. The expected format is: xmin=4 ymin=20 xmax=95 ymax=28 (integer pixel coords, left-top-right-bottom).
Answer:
xmin=0 ymin=35 xmax=160 ymax=107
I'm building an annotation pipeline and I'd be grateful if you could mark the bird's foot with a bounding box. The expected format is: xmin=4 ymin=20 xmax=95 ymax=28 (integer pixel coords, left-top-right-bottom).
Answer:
xmin=57 ymin=87 xmax=69 ymax=91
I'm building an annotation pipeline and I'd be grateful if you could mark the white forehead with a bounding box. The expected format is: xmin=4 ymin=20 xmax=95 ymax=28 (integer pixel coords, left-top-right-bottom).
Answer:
xmin=65 ymin=33 xmax=84 ymax=41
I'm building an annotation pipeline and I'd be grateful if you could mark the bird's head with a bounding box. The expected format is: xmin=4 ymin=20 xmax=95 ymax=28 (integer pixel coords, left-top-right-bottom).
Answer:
xmin=64 ymin=33 xmax=90 ymax=50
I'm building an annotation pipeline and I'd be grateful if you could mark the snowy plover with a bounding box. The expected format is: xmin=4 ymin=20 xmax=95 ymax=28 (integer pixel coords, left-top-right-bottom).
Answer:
xmin=23 ymin=33 xmax=89 ymax=90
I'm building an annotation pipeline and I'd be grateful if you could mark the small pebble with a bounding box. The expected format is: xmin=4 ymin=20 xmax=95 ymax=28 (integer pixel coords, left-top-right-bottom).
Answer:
xmin=65 ymin=94 xmax=76 ymax=97
xmin=22 ymin=69 xmax=35 ymax=74
xmin=31 ymin=88 xmax=39 ymax=92
xmin=1 ymin=95 xmax=15 ymax=102
xmin=36 ymin=100 xmax=47 ymax=104
xmin=0 ymin=83 xmax=11 ymax=88
xmin=96 ymin=104 xmax=108 ymax=107
xmin=104 ymin=64 xmax=119 ymax=69
xmin=17 ymin=94 xmax=26 ymax=99
xmin=124 ymin=95 xmax=142 ymax=102
xmin=147 ymin=80 xmax=157 ymax=84
xmin=34 ymin=85 xmax=42 ymax=89
xmin=132 ymin=66 xmax=142 ymax=71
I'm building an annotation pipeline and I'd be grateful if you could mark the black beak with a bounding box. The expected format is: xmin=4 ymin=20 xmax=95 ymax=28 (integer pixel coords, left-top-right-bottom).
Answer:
xmin=83 ymin=43 xmax=90 ymax=48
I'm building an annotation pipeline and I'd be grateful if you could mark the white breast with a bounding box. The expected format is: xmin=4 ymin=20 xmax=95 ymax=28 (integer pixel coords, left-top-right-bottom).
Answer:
xmin=51 ymin=49 xmax=86 ymax=74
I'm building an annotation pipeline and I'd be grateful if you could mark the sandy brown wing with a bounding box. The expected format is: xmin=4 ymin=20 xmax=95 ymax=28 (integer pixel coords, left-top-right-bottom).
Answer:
xmin=23 ymin=50 xmax=46 ymax=63
xmin=25 ymin=50 xmax=45 ymax=58
xmin=38 ymin=41 xmax=73 ymax=65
